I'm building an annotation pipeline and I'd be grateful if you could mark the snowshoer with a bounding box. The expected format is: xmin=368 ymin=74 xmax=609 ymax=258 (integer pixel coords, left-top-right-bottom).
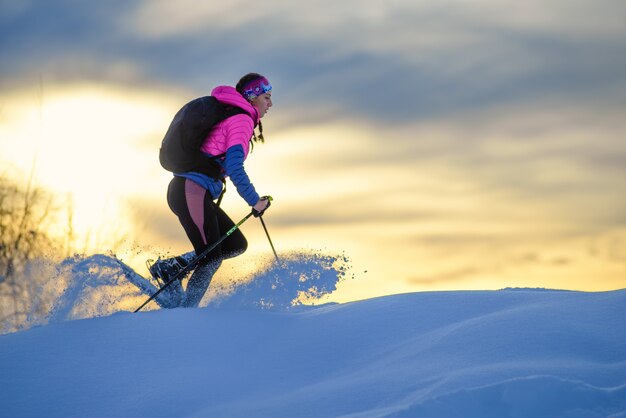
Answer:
xmin=150 ymin=73 xmax=273 ymax=308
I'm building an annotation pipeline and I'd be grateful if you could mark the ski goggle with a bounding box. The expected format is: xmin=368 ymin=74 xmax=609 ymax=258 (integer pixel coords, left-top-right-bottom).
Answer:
xmin=242 ymin=77 xmax=272 ymax=100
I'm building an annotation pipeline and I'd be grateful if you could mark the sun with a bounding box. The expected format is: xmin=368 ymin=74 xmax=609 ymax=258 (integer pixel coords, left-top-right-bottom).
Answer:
xmin=0 ymin=83 xmax=179 ymax=251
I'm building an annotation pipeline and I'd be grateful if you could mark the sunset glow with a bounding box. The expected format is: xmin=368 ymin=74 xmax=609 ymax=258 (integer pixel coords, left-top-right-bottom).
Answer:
xmin=1 ymin=0 xmax=624 ymax=302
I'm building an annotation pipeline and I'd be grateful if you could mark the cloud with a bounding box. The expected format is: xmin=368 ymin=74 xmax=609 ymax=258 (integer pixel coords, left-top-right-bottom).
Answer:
xmin=3 ymin=0 xmax=625 ymax=125
xmin=120 ymin=0 xmax=626 ymax=118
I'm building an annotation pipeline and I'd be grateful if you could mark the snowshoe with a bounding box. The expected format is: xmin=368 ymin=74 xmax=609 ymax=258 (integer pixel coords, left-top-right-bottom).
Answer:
xmin=147 ymin=256 xmax=190 ymax=286
xmin=146 ymin=256 xmax=190 ymax=309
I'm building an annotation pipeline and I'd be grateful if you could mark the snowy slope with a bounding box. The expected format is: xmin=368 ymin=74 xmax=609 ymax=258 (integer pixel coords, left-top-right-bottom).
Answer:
xmin=1 ymin=257 xmax=625 ymax=417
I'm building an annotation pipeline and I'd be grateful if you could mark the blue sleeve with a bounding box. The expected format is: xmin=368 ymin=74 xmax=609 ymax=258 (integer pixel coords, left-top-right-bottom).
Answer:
xmin=223 ymin=144 xmax=260 ymax=206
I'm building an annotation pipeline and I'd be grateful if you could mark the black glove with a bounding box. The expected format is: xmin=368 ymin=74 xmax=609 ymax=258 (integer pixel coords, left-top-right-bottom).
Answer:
xmin=252 ymin=196 xmax=272 ymax=217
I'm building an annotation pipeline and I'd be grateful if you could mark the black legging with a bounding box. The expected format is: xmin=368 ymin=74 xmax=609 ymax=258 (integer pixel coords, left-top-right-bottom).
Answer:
xmin=167 ymin=176 xmax=247 ymax=307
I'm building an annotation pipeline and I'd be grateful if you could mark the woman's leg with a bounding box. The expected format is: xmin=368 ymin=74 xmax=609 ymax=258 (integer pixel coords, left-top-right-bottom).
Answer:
xmin=183 ymin=203 xmax=249 ymax=307
xmin=168 ymin=177 xmax=248 ymax=307
xmin=215 ymin=205 xmax=248 ymax=260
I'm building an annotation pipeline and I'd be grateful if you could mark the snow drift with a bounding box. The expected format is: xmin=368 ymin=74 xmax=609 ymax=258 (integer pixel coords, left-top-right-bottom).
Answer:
xmin=0 ymin=254 xmax=625 ymax=417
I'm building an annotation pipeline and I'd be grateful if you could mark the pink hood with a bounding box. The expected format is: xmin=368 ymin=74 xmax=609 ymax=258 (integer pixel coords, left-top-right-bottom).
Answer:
xmin=211 ymin=86 xmax=259 ymax=124
xmin=200 ymin=86 xmax=258 ymax=159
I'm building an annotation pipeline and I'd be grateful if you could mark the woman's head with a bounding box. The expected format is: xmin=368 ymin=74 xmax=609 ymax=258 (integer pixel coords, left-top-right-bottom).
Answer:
xmin=236 ymin=73 xmax=272 ymax=118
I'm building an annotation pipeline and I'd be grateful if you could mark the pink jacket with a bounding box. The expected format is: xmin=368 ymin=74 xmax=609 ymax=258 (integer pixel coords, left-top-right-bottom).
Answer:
xmin=201 ymin=86 xmax=260 ymax=158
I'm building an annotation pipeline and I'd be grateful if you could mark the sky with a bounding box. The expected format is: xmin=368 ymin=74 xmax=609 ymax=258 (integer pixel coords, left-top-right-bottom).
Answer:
xmin=1 ymin=0 xmax=625 ymax=302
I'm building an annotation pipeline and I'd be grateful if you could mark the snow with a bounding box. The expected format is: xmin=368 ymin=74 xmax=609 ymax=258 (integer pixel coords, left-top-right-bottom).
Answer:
xmin=1 ymin=253 xmax=625 ymax=417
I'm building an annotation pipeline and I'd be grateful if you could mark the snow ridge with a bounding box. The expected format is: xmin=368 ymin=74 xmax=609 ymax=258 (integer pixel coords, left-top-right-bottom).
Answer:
xmin=1 ymin=287 xmax=624 ymax=417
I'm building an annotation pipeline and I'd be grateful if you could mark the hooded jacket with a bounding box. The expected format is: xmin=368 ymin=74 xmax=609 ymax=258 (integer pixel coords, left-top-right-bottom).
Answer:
xmin=176 ymin=86 xmax=260 ymax=206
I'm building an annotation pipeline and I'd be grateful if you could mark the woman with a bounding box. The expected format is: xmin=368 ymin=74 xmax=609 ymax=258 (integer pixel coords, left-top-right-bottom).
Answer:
xmin=151 ymin=73 xmax=273 ymax=308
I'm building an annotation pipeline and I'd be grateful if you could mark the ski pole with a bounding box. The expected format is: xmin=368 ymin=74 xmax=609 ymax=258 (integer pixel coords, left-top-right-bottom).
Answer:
xmin=134 ymin=210 xmax=255 ymax=312
xmin=259 ymin=216 xmax=280 ymax=264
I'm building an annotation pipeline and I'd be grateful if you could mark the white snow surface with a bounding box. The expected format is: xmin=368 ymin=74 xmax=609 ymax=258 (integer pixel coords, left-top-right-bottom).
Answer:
xmin=1 ymin=253 xmax=625 ymax=417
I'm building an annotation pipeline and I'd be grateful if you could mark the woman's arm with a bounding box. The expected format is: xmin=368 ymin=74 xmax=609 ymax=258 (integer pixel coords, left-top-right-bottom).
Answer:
xmin=223 ymin=144 xmax=260 ymax=206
